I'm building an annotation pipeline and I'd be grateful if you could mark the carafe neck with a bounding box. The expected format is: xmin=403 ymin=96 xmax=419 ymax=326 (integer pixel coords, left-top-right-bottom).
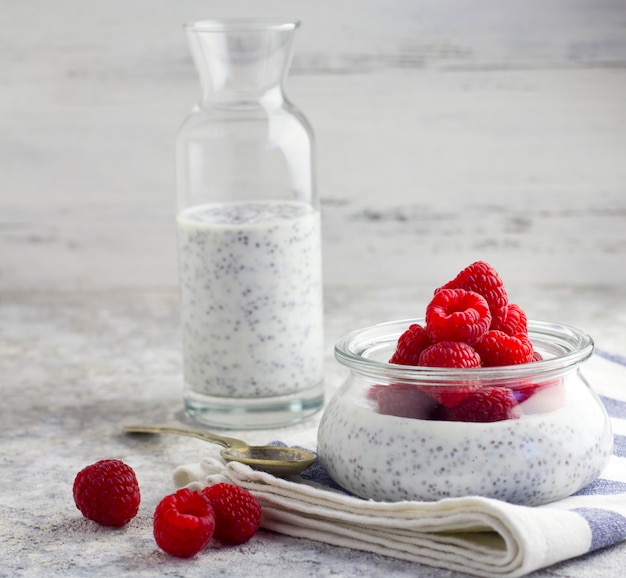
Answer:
xmin=184 ymin=19 xmax=299 ymax=107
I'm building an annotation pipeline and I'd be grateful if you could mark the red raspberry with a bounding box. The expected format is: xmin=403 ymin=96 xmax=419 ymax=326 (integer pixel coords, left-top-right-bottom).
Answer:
xmin=513 ymin=378 xmax=562 ymax=404
xmin=201 ymin=483 xmax=261 ymax=545
xmin=374 ymin=384 xmax=441 ymax=419
xmin=425 ymin=289 xmax=491 ymax=344
xmin=153 ymin=488 xmax=216 ymax=558
xmin=474 ymin=330 xmax=534 ymax=366
xmin=491 ymin=303 xmax=528 ymax=335
xmin=445 ymin=387 xmax=520 ymax=422
xmin=367 ymin=383 xmax=384 ymax=400
xmin=73 ymin=459 xmax=140 ymax=527
xmin=389 ymin=323 xmax=432 ymax=365
xmin=418 ymin=341 xmax=482 ymax=368
xmin=512 ymin=382 xmax=541 ymax=403
xmin=417 ymin=385 xmax=481 ymax=408
xmin=436 ymin=261 xmax=508 ymax=327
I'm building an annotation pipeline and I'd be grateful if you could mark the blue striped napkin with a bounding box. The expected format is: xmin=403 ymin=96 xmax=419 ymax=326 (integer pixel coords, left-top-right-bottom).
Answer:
xmin=173 ymin=352 xmax=626 ymax=578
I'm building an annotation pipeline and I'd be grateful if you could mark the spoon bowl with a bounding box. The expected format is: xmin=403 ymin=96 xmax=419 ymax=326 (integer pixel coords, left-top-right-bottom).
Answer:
xmin=123 ymin=424 xmax=316 ymax=476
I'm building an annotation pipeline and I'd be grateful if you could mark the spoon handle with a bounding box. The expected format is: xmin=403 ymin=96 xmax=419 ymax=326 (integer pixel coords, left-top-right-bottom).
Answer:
xmin=122 ymin=425 xmax=248 ymax=450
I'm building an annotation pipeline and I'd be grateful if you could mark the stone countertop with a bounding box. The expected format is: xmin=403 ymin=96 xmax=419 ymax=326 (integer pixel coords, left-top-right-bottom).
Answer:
xmin=2 ymin=1 xmax=626 ymax=576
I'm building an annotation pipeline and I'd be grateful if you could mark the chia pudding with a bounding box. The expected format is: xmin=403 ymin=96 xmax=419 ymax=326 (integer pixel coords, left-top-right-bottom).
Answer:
xmin=317 ymin=319 xmax=613 ymax=506
xmin=177 ymin=200 xmax=323 ymax=408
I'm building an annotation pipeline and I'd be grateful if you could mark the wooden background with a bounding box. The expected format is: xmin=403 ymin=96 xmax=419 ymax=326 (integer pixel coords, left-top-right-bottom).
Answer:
xmin=2 ymin=0 xmax=625 ymax=293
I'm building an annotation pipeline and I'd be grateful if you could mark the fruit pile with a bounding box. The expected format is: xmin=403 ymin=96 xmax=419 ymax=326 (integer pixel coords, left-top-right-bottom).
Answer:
xmin=369 ymin=261 xmax=551 ymax=423
xmin=73 ymin=459 xmax=261 ymax=558
xmin=153 ymin=483 xmax=261 ymax=557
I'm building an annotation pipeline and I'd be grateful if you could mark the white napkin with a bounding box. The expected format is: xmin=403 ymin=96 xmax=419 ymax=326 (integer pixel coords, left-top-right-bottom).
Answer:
xmin=173 ymin=353 xmax=626 ymax=578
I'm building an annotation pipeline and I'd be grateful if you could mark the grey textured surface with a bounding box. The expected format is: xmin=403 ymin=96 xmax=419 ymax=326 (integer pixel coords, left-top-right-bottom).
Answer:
xmin=1 ymin=1 xmax=626 ymax=576
xmin=2 ymin=287 xmax=626 ymax=577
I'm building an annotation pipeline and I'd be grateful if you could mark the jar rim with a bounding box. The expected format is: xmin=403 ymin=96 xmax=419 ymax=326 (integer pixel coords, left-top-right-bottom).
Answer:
xmin=183 ymin=18 xmax=300 ymax=34
xmin=334 ymin=318 xmax=594 ymax=382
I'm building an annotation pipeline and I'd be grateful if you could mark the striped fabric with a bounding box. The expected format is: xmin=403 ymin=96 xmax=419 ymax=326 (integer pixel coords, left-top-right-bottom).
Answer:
xmin=551 ymin=350 xmax=626 ymax=554
xmin=173 ymin=352 xmax=626 ymax=578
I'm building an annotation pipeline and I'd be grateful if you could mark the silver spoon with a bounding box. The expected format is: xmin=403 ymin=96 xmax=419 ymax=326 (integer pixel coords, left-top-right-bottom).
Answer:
xmin=123 ymin=424 xmax=316 ymax=476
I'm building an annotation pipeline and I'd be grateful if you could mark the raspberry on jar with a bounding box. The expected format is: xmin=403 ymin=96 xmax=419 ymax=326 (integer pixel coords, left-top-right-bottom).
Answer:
xmin=435 ymin=260 xmax=509 ymax=326
xmin=418 ymin=341 xmax=482 ymax=368
xmin=425 ymin=288 xmax=491 ymax=344
xmin=389 ymin=323 xmax=432 ymax=366
xmin=474 ymin=330 xmax=535 ymax=366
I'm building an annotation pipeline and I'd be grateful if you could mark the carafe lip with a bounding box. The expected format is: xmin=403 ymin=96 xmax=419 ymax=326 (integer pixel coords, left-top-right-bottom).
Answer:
xmin=184 ymin=18 xmax=300 ymax=33
xmin=334 ymin=318 xmax=594 ymax=382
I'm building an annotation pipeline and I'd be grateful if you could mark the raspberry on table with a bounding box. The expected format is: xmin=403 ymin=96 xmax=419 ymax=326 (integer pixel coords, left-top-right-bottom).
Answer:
xmin=389 ymin=323 xmax=432 ymax=366
xmin=201 ymin=483 xmax=262 ymax=545
xmin=436 ymin=261 xmax=508 ymax=326
xmin=425 ymin=288 xmax=492 ymax=344
xmin=72 ymin=459 xmax=140 ymax=527
xmin=491 ymin=302 xmax=528 ymax=336
xmin=374 ymin=384 xmax=442 ymax=419
xmin=444 ymin=386 xmax=521 ymax=422
xmin=474 ymin=330 xmax=535 ymax=366
xmin=153 ymin=488 xmax=216 ymax=558
xmin=418 ymin=341 xmax=482 ymax=368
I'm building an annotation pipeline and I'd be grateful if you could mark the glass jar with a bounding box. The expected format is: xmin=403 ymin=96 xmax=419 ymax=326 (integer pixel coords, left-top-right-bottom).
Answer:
xmin=176 ymin=19 xmax=324 ymax=428
xmin=318 ymin=319 xmax=613 ymax=506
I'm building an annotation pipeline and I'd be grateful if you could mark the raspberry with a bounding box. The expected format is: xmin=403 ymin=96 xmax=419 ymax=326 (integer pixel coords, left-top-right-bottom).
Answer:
xmin=367 ymin=383 xmax=384 ymax=400
xmin=389 ymin=323 xmax=432 ymax=366
xmin=445 ymin=387 xmax=520 ymax=422
xmin=491 ymin=303 xmax=528 ymax=336
xmin=417 ymin=384 xmax=481 ymax=408
xmin=512 ymin=382 xmax=541 ymax=403
xmin=153 ymin=488 xmax=216 ymax=558
xmin=418 ymin=341 xmax=482 ymax=368
xmin=374 ymin=384 xmax=441 ymax=419
xmin=425 ymin=289 xmax=491 ymax=344
xmin=73 ymin=459 xmax=140 ymax=527
xmin=474 ymin=330 xmax=534 ymax=366
xmin=513 ymin=378 xmax=562 ymax=403
xmin=436 ymin=261 xmax=508 ymax=326
xmin=201 ymin=483 xmax=261 ymax=545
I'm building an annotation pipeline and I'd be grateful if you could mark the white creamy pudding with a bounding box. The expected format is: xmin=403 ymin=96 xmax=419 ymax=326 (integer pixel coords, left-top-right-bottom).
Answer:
xmin=177 ymin=201 xmax=323 ymax=407
xmin=318 ymin=374 xmax=613 ymax=506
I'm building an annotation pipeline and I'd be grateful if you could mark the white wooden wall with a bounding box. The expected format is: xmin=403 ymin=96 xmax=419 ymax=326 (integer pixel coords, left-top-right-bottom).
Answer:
xmin=2 ymin=0 xmax=625 ymax=291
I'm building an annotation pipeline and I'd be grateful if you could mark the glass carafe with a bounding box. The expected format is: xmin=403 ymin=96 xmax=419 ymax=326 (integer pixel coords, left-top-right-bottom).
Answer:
xmin=176 ymin=19 xmax=324 ymax=429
